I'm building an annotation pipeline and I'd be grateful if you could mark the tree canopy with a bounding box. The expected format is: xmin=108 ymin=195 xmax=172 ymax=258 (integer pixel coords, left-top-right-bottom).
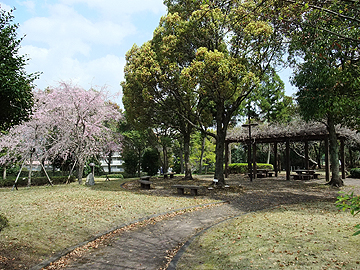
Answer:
xmin=0 ymin=8 xmax=39 ymax=131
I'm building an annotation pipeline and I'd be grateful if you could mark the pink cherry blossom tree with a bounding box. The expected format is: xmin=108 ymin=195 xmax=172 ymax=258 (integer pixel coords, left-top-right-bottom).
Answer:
xmin=0 ymin=82 xmax=122 ymax=185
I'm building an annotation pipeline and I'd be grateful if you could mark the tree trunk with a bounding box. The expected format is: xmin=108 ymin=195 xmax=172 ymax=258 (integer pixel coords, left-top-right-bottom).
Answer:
xmin=267 ymin=143 xmax=271 ymax=164
xmin=2 ymin=167 xmax=6 ymax=180
xmin=108 ymin=151 xmax=112 ymax=174
xmin=28 ymin=152 xmax=34 ymax=187
xmin=199 ymin=135 xmax=205 ymax=174
xmin=327 ymin=115 xmax=343 ymax=187
xmin=214 ymin=108 xmax=227 ymax=186
xmin=183 ymin=132 xmax=193 ymax=180
xmin=179 ymin=143 xmax=184 ymax=174
xmin=138 ymin=150 xmax=142 ymax=177
xmin=163 ymin=145 xmax=168 ymax=174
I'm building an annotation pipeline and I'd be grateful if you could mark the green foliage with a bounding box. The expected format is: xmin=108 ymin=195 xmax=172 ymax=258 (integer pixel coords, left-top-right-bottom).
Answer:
xmin=349 ymin=168 xmax=360 ymax=179
xmin=336 ymin=192 xmax=360 ymax=236
xmin=141 ymin=148 xmax=160 ymax=176
xmin=0 ymin=214 xmax=8 ymax=232
xmin=83 ymin=158 xmax=103 ymax=176
xmin=228 ymin=163 xmax=273 ymax=174
xmin=0 ymin=8 xmax=40 ymax=131
xmin=0 ymin=175 xmax=75 ymax=187
xmin=99 ymin=173 xmax=124 ymax=179
xmin=122 ymin=151 xmax=139 ymax=177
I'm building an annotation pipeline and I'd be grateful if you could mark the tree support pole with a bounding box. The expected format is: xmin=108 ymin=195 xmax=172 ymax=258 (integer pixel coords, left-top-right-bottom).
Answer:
xmin=12 ymin=160 xmax=26 ymax=191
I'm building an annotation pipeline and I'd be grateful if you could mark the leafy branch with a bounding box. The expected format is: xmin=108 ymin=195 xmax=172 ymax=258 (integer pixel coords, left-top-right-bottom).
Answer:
xmin=336 ymin=192 xmax=360 ymax=236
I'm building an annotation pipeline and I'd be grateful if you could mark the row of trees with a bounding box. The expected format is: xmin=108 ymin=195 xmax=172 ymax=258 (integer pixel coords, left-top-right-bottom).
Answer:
xmin=122 ymin=0 xmax=359 ymax=187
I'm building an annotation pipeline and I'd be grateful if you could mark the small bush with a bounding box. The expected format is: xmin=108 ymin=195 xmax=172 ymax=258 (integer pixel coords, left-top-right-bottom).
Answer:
xmin=0 ymin=214 xmax=9 ymax=232
xmin=228 ymin=163 xmax=273 ymax=174
xmin=100 ymin=174 xmax=124 ymax=179
xmin=350 ymin=168 xmax=360 ymax=178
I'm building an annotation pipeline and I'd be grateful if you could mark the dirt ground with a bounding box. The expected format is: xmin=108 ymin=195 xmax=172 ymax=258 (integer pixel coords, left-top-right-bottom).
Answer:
xmin=123 ymin=173 xmax=360 ymax=211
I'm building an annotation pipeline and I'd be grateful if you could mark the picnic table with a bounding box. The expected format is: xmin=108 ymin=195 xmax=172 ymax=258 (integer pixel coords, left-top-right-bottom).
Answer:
xmin=163 ymin=172 xmax=175 ymax=179
xmin=256 ymin=169 xmax=274 ymax=178
xmin=293 ymin=170 xmax=319 ymax=180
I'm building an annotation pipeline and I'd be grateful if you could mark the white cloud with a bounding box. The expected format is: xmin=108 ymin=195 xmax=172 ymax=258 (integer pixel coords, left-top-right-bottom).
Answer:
xmin=14 ymin=0 xmax=166 ymax=106
xmin=59 ymin=0 xmax=166 ymax=16
xmin=19 ymin=1 xmax=36 ymax=12
xmin=0 ymin=2 xmax=12 ymax=11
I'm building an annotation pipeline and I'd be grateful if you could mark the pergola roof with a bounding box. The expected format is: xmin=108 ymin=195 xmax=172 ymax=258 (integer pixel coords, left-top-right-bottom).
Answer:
xmin=226 ymin=120 xmax=357 ymax=144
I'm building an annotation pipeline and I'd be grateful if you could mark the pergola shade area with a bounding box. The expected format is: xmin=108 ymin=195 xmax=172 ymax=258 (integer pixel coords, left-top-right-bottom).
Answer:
xmin=225 ymin=120 xmax=357 ymax=181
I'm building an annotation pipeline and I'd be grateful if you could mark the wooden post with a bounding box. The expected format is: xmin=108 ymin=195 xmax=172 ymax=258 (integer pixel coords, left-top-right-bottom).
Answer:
xmin=253 ymin=142 xmax=257 ymax=179
xmin=274 ymin=142 xmax=278 ymax=177
xmin=340 ymin=139 xmax=346 ymax=179
xmin=305 ymin=140 xmax=309 ymax=170
xmin=286 ymin=138 xmax=290 ymax=180
xmin=325 ymin=137 xmax=330 ymax=182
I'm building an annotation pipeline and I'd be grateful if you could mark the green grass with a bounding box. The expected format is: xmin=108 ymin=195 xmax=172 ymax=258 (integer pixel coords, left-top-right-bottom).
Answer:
xmin=177 ymin=202 xmax=360 ymax=269
xmin=0 ymin=178 xmax=216 ymax=269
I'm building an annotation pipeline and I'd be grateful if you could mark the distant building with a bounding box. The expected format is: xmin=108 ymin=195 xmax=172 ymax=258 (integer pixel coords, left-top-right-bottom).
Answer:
xmin=100 ymin=152 xmax=124 ymax=173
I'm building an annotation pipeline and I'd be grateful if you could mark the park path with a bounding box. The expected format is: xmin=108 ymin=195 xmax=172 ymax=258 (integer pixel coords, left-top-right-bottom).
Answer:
xmin=55 ymin=177 xmax=359 ymax=270
xmin=62 ymin=203 xmax=240 ymax=270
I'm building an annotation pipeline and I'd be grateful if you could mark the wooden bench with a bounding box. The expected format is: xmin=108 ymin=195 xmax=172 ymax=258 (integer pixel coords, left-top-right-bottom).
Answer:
xmin=140 ymin=176 xmax=151 ymax=181
xmin=313 ymin=173 xmax=320 ymax=179
xmin=171 ymin=185 xmax=202 ymax=196
xmin=293 ymin=174 xmax=313 ymax=180
xmin=138 ymin=180 xmax=153 ymax=189
xmin=163 ymin=172 xmax=175 ymax=179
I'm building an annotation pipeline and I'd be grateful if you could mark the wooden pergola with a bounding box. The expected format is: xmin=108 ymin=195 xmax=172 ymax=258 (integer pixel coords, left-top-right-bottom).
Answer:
xmin=225 ymin=121 xmax=356 ymax=181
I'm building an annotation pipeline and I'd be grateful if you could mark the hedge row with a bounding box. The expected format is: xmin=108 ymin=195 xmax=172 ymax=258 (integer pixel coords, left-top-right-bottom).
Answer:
xmin=228 ymin=163 xmax=274 ymax=174
xmin=350 ymin=168 xmax=360 ymax=179
xmin=0 ymin=176 xmax=76 ymax=187
xmin=99 ymin=174 xmax=124 ymax=179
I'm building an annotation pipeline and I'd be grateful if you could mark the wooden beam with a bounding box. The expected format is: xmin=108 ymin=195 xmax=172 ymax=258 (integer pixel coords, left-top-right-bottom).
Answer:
xmin=274 ymin=142 xmax=278 ymax=177
xmin=286 ymin=138 xmax=290 ymax=181
xmin=253 ymin=142 xmax=257 ymax=179
xmin=305 ymin=140 xmax=309 ymax=170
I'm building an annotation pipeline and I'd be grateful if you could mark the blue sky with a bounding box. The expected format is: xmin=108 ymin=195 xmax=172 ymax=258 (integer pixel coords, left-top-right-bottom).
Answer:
xmin=1 ymin=0 xmax=296 ymax=107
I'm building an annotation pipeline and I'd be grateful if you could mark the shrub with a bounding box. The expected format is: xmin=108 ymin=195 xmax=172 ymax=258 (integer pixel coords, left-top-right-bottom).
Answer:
xmin=336 ymin=192 xmax=360 ymax=236
xmin=350 ymin=168 xmax=360 ymax=178
xmin=228 ymin=163 xmax=274 ymax=174
xmin=141 ymin=148 xmax=160 ymax=176
xmin=0 ymin=214 xmax=9 ymax=232
xmin=100 ymin=174 xmax=124 ymax=179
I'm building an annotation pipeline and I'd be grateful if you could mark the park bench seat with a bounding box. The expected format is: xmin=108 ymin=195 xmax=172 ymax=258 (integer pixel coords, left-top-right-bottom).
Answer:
xmin=171 ymin=185 xmax=202 ymax=196
xmin=138 ymin=179 xmax=153 ymax=189
xmin=163 ymin=172 xmax=175 ymax=179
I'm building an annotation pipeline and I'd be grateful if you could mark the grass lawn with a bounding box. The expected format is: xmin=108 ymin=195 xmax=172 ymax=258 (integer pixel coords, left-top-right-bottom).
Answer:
xmin=0 ymin=177 xmax=216 ymax=269
xmin=177 ymin=201 xmax=360 ymax=269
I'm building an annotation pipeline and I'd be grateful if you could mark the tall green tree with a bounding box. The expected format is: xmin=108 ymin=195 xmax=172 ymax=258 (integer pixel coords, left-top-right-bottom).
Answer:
xmin=0 ymin=8 xmax=39 ymax=131
xmin=290 ymin=1 xmax=360 ymax=187
xmin=178 ymin=1 xmax=285 ymax=185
